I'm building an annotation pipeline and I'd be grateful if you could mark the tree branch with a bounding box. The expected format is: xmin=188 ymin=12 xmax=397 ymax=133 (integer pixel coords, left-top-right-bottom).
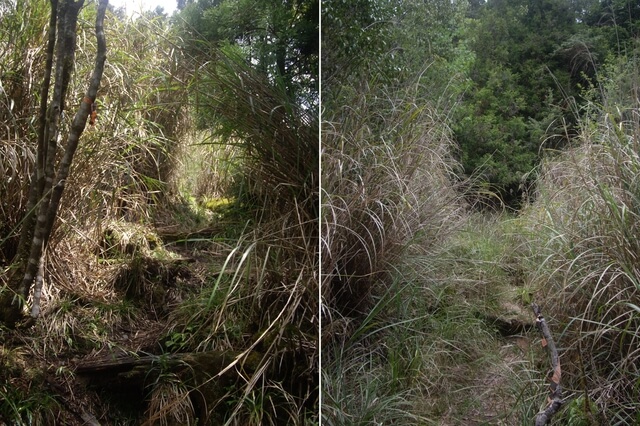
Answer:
xmin=532 ymin=303 xmax=563 ymax=426
xmin=1 ymin=0 xmax=109 ymax=326
xmin=15 ymin=0 xmax=84 ymax=302
xmin=12 ymin=0 xmax=59 ymax=291
xmin=30 ymin=0 xmax=109 ymax=318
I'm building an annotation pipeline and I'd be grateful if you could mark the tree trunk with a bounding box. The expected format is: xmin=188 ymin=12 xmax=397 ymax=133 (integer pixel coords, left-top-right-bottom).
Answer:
xmin=0 ymin=0 xmax=109 ymax=327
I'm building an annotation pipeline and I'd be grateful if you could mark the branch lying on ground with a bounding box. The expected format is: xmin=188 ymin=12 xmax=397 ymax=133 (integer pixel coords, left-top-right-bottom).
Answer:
xmin=531 ymin=302 xmax=563 ymax=426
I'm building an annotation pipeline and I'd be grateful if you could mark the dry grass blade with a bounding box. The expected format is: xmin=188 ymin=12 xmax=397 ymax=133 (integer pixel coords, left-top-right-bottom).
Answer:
xmin=322 ymin=84 xmax=462 ymax=320
xmin=144 ymin=372 xmax=196 ymax=426
xmin=520 ymin=85 xmax=640 ymax=422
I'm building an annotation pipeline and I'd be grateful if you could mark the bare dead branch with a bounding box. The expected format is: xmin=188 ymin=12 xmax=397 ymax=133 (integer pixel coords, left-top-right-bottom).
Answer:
xmin=532 ymin=302 xmax=563 ymax=426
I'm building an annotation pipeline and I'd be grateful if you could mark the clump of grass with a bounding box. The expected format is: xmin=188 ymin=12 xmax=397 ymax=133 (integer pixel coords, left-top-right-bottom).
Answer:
xmin=322 ymin=82 xmax=463 ymax=320
xmin=520 ymin=84 xmax=640 ymax=421
xmin=0 ymin=380 xmax=58 ymax=425
xmin=321 ymin=71 xmax=469 ymax=423
xmin=60 ymin=10 xmax=189 ymax=229
xmin=165 ymin=235 xmax=316 ymax=424
xmin=189 ymin=45 xmax=317 ymax=221
xmin=0 ymin=345 xmax=59 ymax=425
xmin=144 ymin=371 xmax=196 ymax=426
xmin=321 ymin=279 xmax=431 ymax=425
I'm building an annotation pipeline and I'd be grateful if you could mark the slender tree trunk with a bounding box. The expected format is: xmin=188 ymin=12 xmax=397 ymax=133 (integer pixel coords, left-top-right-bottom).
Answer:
xmin=12 ymin=0 xmax=59 ymax=298
xmin=0 ymin=0 xmax=109 ymax=327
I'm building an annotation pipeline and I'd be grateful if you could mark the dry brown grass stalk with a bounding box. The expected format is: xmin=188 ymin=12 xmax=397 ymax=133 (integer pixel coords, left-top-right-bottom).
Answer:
xmin=521 ymin=100 xmax=640 ymax=422
xmin=322 ymin=85 xmax=463 ymax=320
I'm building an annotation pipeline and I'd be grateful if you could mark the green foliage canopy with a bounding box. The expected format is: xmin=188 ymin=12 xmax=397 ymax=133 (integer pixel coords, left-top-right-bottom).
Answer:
xmin=178 ymin=0 xmax=318 ymax=107
xmin=451 ymin=0 xmax=640 ymax=205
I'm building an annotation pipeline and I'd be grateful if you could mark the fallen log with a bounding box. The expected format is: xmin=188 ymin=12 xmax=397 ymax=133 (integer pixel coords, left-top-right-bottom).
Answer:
xmin=75 ymin=349 xmax=260 ymax=381
xmin=75 ymin=349 xmax=262 ymax=424
xmin=155 ymin=225 xmax=228 ymax=243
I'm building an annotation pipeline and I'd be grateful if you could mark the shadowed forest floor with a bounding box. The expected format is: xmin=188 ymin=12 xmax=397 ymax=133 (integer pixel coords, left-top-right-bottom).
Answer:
xmin=1 ymin=199 xmax=282 ymax=424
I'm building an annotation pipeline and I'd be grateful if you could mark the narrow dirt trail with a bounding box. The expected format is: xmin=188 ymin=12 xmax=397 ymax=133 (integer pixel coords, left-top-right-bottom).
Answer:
xmin=429 ymin=215 xmax=545 ymax=424
xmin=450 ymin=304 xmax=538 ymax=425
xmin=40 ymin=217 xmax=237 ymax=423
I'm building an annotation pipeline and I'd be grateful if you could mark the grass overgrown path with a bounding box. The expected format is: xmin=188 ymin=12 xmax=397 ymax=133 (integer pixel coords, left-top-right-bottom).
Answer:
xmin=324 ymin=212 xmax=552 ymax=425
xmin=1 ymin=197 xmax=267 ymax=424
xmin=420 ymin=212 xmax=545 ymax=424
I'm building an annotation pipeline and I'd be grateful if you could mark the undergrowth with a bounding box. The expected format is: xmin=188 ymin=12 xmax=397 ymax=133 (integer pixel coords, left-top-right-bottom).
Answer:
xmin=322 ymin=32 xmax=640 ymax=425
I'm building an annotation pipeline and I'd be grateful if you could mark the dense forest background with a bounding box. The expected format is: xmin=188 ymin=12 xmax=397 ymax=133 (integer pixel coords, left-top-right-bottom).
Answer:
xmin=323 ymin=0 xmax=640 ymax=424
xmin=1 ymin=0 xmax=317 ymax=424
xmin=325 ymin=0 xmax=639 ymax=207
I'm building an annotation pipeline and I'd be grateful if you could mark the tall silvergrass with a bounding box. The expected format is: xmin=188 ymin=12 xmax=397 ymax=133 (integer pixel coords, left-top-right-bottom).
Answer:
xmin=165 ymin=237 xmax=316 ymax=425
xmin=1 ymin=4 xmax=187 ymax=263
xmin=64 ymin=11 xmax=188 ymax=227
xmin=0 ymin=0 xmax=49 ymax=265
xmin=521 ymin=82 xmax=640 ymax=421
xmin=321 ymin=77 xmax=465 ymax=423
xmin=190 ymin=45 xmax=318 ymax=220
xmin=162 ymin=46 xmax=318 ymax=424
xmin=322 ymin=83 xmax=462 ymax=319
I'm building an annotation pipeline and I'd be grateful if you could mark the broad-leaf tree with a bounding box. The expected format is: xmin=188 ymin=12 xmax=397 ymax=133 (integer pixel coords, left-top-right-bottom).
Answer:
xmin=178 ymin=0 xmax=318 ymax=108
